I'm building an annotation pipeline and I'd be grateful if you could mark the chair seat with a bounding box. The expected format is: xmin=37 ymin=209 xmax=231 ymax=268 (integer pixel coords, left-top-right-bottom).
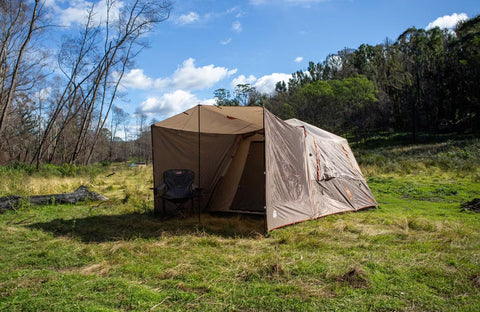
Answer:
xmin=160 ymin=193 xmax=196 ymax=202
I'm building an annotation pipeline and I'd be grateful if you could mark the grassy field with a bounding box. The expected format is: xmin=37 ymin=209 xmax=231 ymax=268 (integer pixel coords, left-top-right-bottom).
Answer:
xmin=0 ymin=138 xmax=479 ymax=311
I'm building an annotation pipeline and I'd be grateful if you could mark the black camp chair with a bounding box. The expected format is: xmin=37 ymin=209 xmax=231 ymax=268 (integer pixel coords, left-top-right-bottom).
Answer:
xmin=152 ymin=169 xmax=200 ymax=217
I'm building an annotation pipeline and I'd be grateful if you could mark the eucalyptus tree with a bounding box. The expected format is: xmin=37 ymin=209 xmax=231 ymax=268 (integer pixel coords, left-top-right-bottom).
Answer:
xmin=0 ymin=0 xmax=46 ymax=153
xmin=31 ymin=0 xmax=172 ymax=166
xmin=453 ymin=15 xmax=480 ymax=131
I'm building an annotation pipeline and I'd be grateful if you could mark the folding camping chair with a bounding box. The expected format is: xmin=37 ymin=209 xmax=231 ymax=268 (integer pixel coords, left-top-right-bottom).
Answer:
xmin=152 ymin=169 xmax=200 ymax=217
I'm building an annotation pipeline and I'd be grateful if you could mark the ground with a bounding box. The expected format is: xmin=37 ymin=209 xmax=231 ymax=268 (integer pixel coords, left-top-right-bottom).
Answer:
xmin=0 ymin=138 xmax=479 ymax=311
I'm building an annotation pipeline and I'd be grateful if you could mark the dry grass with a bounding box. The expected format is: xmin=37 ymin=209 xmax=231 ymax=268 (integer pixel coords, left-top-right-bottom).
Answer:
xmin=1 ymin=153 xmax=480 ymax=311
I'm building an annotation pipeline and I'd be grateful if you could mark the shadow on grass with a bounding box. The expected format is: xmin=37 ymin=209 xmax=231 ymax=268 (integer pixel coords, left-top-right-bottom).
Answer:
xmin=28 ymin=212 xmax=266 ymax=242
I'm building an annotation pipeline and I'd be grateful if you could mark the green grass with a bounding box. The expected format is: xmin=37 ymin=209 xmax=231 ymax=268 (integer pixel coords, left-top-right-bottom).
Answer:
xmin=0 ymin=142 xmax=480 ymax=311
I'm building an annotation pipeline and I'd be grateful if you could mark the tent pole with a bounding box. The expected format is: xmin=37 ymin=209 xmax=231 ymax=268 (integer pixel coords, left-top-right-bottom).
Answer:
xmin=150 ymin=125 xmax=158 ymax=216
xmin=263 ymin=107 xmax=268 ymax=236
xmin=198 ymin=104 xmax=201 ymax=224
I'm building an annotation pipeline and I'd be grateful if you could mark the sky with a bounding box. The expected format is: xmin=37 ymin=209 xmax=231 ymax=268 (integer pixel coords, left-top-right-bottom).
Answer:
xmin=43 ymin=0 xmax=479 ymax=133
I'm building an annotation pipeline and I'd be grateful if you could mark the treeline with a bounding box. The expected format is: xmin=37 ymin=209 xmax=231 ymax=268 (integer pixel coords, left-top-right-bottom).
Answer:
xmin=216 ymin=15 xmax=480 ymax=141
xmin=0 ymin=0 xmax=171 ymax=166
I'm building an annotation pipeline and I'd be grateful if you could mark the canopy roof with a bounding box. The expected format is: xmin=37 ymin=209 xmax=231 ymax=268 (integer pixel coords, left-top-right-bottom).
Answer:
xmin=153 ymin=105 xmax=264 ymax=134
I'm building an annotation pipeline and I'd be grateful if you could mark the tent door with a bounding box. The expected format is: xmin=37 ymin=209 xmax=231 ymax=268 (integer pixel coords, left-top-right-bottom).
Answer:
xmin=230 ymin=141 xmax=265 ymax=213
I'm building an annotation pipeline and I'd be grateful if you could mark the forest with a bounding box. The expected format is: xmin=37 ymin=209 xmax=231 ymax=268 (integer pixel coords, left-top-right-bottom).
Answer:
xmin=216 ymin=14 xmax=480 ymax=142
xmin=1 ymin=0 xmax=479 ymax=167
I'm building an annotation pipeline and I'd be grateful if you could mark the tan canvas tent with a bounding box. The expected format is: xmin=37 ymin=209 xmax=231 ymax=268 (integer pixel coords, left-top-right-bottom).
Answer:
xmin=151 ymin=105 xmax=377 ymax=231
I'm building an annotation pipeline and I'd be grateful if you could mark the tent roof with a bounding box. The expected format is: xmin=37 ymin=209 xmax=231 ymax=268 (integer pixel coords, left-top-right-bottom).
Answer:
xmin=285 ymin=118 xmax=346 ymax=142
xmin=152 ymin=105 xmax=264 ymax=134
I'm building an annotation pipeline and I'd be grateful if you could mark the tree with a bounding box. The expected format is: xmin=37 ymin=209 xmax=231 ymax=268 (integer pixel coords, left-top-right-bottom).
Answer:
xmin=0 ymin=0 xmax=45 ymax=151
xmin=453 ymin=15 xmax=480 ymax=131
xmin=30 ymin=0 xmax=172 ymax=166
xmin=213 ymin=88 xmax=238 ymax=106
xmin=111 ymin=106 xmax=128 ymax=142
xmin=234 ymin=84 xmax=262 ymax=106
xmin=110 ymin=105 xmax=129 ymax=160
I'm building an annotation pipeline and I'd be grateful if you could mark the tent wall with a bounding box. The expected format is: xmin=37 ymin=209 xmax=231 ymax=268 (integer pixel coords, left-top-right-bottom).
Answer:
xmin=264 ymin=110 xmax=314 ymax=231
xmin=151 ymin=126 xmax=237 ymax=209
xmin=285 ymin=119 xmax=377 ymax=219
xmin=208 ymin=134 xmax=264 ymax=213
xmin=230 ymin=141 xmax=265 ymax=213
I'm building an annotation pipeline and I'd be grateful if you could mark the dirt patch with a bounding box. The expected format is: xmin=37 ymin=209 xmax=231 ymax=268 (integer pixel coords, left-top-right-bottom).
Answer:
xmin=333 ymin=267 xmax=369 ymax=289
xmin=461 ymin=199 xmax=480 ymax=213
xmin=472 ymin=274 xmax=480 ymax=288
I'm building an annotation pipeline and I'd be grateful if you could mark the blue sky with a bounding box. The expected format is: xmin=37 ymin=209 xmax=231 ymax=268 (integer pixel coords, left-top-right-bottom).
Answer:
xmin=45 ymin=0 xmax=479 ymax=129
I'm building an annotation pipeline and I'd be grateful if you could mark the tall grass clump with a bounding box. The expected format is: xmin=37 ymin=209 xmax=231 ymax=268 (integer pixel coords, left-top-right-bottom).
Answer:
xmin=0 ymin=162 xmax=113 ymax=197
xmin=356 ymin=138 xmax=480 ymax=176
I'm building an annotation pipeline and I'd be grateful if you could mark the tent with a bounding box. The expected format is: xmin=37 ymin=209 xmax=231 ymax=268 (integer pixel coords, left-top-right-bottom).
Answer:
xmin=151 ymin=105 xmax=377 ymax=231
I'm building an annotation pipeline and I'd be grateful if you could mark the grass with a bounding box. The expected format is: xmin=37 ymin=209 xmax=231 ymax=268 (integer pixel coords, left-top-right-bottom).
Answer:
xmin=0 ymin=140 xmax=480 ymax=311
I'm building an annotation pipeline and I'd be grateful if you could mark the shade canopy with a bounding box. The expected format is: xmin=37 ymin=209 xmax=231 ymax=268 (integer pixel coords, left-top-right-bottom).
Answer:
xmin=152 ymin=105 xmax=377 ymax=231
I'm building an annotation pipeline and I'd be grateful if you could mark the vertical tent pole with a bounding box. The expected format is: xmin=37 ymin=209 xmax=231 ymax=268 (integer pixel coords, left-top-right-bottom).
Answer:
xmin=150 ymin=125 xmax=157 ymax=216
xmin=263 ymin=107 xmax=268 ymax=235
xmin=198 ymin=104 xmax=201 ymax=224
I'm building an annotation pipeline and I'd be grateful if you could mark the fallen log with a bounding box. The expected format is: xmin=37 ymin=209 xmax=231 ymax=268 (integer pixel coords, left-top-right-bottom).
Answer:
xmin=0 ymin=186 xmax=108 ymax=213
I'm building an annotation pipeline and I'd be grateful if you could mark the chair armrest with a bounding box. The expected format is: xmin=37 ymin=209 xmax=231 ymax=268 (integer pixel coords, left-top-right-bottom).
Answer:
xmin=191 ymin=184 xmax=202 ymax=196
xmin=150 ymin=184 xmax=166 ymax=195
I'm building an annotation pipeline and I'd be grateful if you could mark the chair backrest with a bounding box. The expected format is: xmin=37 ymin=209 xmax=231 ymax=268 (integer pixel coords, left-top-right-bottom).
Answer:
xmin=163 ymin=169 xmax=195 ymax=198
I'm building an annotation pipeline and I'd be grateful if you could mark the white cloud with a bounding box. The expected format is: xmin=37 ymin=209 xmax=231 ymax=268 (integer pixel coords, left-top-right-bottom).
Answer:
xmin=46 ymin=0 xmax=124 ymax=27
xmin=220 ymin=38 xmax=232 ymax=45
xmin=426 ymin=13 xmax=468 ymax=30
xmin=120 ymin=69 xmax=153 ymax=89
xmin=254 ymin=73 xmax=291 ymax=94
xmin=232 ymin=21 xmax=242 ymax=33
xmin=153 ymin=77 xmax=170 ymax=90
xmin=36 ymin=87 xmax=52 ymax=101
xmin=227 ymin=7 xmax=245 ymax=18
xmin=227 ymin=7 xmax=240 ymax=14
xmin=230 ymin=73 xmax=291 ymax=95
xmin=177 ymin=12 xmax=200 ymax=25
xmin=294 ymin=56 xmax=303 ymax=63
xmin=119 ymin=59 xmax=237 ymax=92
xmin=171 ymin=58 xmax=237 ymax=91
xmin=231 ymin=75 xmax=257 ymax=88
xmin=137 ymin=90 xmax=213 ymax=118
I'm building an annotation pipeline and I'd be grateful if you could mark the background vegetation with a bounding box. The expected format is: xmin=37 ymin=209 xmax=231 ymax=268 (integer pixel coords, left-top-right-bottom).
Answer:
xmin=216 ymin=15 xmax=480 ymax=143
xmin=0 ymin=139 xmax=479 ymax=311
xmin=0 ymin=0 xmax=171 ymax=166
xmin=2 ymin=1 xmax=479 ymax=167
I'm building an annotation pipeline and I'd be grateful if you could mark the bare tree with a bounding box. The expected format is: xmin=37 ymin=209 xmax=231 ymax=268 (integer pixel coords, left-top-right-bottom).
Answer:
xmin=111 ymin=106 xmax=128 ymax=142
xmin=110 ymin=105 xmax=129 ymax=160
xmin=30 ymin=0 xmax=172 ymax=166
xmin=0 ymin=0 xmax=46 ymax=152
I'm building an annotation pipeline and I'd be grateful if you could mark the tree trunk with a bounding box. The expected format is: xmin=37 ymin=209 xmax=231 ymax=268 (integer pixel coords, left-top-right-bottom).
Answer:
xmin=0 ymin=0 xmax=40 ymax=140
